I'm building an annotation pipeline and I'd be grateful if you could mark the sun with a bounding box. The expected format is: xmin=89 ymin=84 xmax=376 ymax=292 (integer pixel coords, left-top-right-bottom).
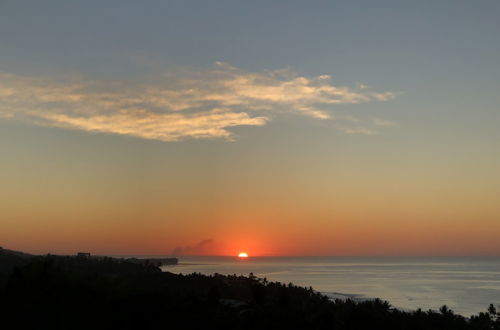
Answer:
xmin=237 ymin=252 xmax=249 ymax=258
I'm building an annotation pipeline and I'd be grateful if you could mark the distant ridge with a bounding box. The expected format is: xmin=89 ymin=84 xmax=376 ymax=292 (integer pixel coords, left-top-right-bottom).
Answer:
xmin=0 ymin=247 xmax=33 ymax=258
xmin=0 ymin=247 xmax=33 ymax=278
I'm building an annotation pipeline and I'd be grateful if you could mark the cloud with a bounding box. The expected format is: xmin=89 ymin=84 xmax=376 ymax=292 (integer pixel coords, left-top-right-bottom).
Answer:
xmin=0 ymin=63 xmax=396 ymax=141
xmin=339 ymin=127 xmax=378 ymax=135
xmin=171 ymin=239 xmax=217 ymax=256
xmin=338 ymin=118 xmax=398 ymax=135
xmin=374 ymin=118 xmax=398 ymax=127
xmin=40 ymin=109 xmax=267 ymax=142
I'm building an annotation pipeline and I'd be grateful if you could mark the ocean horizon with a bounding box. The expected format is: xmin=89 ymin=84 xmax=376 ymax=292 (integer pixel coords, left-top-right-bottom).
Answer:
xmin=160 ymin=256 xmax=500 ymax=317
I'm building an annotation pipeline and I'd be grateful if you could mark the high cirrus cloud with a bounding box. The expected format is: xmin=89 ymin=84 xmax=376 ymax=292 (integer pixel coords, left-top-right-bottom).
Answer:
xmin=0 ymin=63 xmax=396 ymax=141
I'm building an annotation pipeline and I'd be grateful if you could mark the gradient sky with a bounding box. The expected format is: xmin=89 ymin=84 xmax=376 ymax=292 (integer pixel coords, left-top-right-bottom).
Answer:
xmin=1 ymin=0 xmax=500 ymax=256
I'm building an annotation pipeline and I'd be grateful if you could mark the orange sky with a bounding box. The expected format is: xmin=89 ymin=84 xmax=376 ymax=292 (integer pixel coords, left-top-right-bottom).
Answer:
xmin=1 ymin=137 xmax=499 ymax=256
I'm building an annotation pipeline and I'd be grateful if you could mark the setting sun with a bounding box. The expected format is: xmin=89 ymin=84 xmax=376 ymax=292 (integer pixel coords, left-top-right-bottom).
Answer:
xmin=237 ymin=252 xmax=249 ymax=258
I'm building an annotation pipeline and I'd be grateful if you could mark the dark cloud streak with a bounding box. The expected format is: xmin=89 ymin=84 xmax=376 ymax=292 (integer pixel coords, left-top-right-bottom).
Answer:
xmin=171 ymin=239 xmax=216 ymax=256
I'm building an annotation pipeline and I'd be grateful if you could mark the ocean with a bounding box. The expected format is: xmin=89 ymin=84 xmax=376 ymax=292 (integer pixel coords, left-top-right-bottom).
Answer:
xmin=162 ymin=256 xmax=500 ymax=316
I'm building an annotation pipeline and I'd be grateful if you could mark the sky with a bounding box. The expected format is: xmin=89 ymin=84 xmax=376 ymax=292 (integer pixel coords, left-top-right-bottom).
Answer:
xmin=1 ymin=0 xmax=500 ymax=256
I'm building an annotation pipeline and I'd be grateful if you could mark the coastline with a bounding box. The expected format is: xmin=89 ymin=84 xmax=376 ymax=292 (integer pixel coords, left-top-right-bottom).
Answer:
xmin=167 ymin=255 xmax=500 ymax=316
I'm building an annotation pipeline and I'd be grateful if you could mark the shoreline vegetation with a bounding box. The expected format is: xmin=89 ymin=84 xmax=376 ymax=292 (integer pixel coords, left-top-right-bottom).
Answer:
xmin=1 ymin=248 xmax=499 ymax=330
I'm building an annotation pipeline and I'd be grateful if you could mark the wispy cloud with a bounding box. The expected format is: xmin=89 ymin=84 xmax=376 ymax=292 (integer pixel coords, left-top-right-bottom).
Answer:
xmin=0 ymin=63 xmax=396 ymax=141
xmin=374 ymin=118 xmax=398 ymax=127
xmin=339 ymin=127 xmax=378 ymax=135
xmin=41 ymin=109 xmax=267 ymax=142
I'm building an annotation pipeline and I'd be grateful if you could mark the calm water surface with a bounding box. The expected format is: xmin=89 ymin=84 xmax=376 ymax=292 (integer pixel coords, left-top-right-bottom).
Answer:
xmin=163 ymin=256 xmax=500 ymax=316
